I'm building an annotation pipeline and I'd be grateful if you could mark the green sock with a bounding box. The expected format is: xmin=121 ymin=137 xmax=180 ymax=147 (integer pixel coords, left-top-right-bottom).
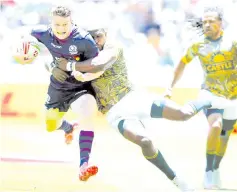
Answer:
xmin=213 ymin=155 xmax=223 ymax=170
xmin=144 ymin=150 xmax=176 ymax=180
xmin=206 ymin=153 xmax=215 ymax=172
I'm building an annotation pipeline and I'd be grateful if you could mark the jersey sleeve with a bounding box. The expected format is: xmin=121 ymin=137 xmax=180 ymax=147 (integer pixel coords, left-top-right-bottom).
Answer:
xmin=181 ymin=43 xmax=198 ymax=64
xmin=30 ymin=25 xmax=49 ymax=44
xmin=82 ymin=34 xmax=99 ymax=59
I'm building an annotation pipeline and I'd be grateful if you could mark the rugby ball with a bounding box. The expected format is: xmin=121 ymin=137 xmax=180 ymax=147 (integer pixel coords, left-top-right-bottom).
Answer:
xmin=13 ymin=41 xmax=40 ymax=64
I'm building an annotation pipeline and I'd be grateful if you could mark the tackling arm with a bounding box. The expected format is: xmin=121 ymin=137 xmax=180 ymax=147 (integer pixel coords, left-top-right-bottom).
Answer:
xmin=71 ymin=44 xmax=118 ymax=82
xmin=74 ymin=44 xmax=118 ymax=73
xmin=72 ymin=46 xmax=118 ymax=82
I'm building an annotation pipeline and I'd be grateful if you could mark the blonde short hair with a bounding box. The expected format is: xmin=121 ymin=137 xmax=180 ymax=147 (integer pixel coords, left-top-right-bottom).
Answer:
xmin=51 ymin=6 xmax=71 ymax=17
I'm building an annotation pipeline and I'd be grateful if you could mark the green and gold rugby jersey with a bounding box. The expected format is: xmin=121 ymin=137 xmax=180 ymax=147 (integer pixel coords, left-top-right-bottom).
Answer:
xmin=91 ymin=42 xmax=132 ymax=113
xmin=181 ymin=31 xmax=237 ymax=99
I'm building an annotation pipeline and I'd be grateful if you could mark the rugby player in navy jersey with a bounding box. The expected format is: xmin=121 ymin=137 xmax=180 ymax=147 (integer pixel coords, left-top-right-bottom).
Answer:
xmin=12 ymin=6 xmax=105 ymax=181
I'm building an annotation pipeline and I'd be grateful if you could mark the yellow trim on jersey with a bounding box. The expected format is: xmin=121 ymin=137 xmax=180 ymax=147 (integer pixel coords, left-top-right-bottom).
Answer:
xmin=181 ymin=56 xmax=191 ymax=64
xmin=181 ymin=43 xmax=199 ymax=65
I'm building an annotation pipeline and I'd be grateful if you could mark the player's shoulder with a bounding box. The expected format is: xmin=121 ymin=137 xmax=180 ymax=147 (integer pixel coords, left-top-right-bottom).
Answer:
xmin=71 ymin=25 xmax=91 ymax=41
xmin=31 ymin=25 xmax=50 ymax=35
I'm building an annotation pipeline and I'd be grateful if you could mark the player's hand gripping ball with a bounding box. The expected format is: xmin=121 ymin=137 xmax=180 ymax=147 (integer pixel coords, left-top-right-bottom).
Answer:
xmin=13 ymin=41 xmax=40 ymax=64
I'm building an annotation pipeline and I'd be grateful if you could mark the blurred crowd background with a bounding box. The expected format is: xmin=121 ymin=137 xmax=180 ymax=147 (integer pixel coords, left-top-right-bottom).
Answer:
xmin=1 ymin=0 xmax=237 ymax=87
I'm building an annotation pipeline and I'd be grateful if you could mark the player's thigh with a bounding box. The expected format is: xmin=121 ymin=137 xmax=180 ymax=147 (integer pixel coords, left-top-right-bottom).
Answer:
xmin=45 ymin=84 xmax=72 ymax=112
xmin=107 ymin=90 xmax=157 ymax=129
xmin=70 ymin=93 xmax=98 ymax=120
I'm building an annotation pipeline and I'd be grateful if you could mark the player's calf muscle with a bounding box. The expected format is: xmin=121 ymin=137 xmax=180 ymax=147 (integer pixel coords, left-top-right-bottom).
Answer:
xmin=45 ymin=119 xmax=59 ymax=132
xmin=217 ymin=134 xmax=230 ymax=156
xmin=216 ymin=119 xmax=236 ymax=155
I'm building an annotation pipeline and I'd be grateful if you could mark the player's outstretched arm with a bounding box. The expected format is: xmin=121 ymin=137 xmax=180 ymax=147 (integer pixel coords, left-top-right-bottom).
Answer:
xmin=56 ymin=46 xmax=118 ymax=82
xmin=166 ymin=43 xmax=197 ymax=98
xmin=73 ymin=33 xmax=118 ymax=73
xmin=11 ymin=35 xmax=40 ymax=65
xmin=170 ymin=60 xmax=186 ymax=88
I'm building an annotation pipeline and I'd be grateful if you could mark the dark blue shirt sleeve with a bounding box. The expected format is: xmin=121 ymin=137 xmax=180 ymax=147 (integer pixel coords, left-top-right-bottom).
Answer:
xmin=83 ymin=34 xmax=99 ymax=59
xmin=30 ymin=26 xmax=48 ymax=44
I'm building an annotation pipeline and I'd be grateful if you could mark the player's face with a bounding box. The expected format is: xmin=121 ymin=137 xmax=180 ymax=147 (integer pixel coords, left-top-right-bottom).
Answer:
xmin=51 ymin=15 xmax=72 ymax=40
xmin=90 ymin=30 xmax=106 ymax=50
xmin=202 ymin=12 xmax=222 ymax=39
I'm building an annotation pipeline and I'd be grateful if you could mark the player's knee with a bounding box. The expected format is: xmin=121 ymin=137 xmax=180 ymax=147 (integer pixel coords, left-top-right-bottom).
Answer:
xmin=209 ymin=119 xmax=222 ymax=130
xmin=138 ymin=136 xmax=153 ymax=149
xmin=71 ymin=94 xmax=97 ymax=120
xmin=117 ymin=119 xmax=152 ymax=148
xmin=207 ymin=113 xmax=223 ymax=131
xmin=79 ymin=104 xmax=97 ymax=120
xmin=45 ymin=108 xmax=63 ymax=132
